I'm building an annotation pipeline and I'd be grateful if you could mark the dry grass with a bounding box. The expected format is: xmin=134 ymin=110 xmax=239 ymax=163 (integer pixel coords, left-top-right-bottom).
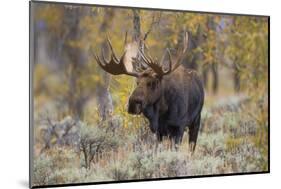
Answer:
xmin=32 ymin=93 xmax=268 ymax=187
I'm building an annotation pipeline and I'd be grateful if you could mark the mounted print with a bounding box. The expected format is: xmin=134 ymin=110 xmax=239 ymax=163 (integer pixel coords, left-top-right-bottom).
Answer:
xmin=29 ymin=1 xmax=269 ymax=188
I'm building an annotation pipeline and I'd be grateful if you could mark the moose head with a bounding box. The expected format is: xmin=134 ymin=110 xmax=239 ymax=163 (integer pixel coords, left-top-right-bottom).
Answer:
xmin=93 ymin=32 xmax=189 ymax=115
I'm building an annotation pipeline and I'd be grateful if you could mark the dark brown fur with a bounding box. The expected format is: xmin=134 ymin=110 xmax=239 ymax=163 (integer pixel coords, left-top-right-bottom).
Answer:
xmin=128 ymin=66 xmax=204 ymax=151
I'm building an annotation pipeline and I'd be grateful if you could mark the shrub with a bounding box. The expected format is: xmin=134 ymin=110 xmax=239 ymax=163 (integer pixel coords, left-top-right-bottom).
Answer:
xmin=107 ymin=161 xmax=136 ymax=180
xmin=33 ymin=154 xmax=54 ymax=186
xmin=33 ymin=147 xmax=79 ymax=186
xmin=80 ymin=122 xmax=121 ymax=169
xmin=128 ymin=150 xmax=155 ymax=179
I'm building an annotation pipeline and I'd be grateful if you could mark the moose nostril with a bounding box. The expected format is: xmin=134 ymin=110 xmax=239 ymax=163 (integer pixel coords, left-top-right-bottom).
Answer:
xmin=128 ymin=98 xmax=143 ymax=114
xmin=129 ymin=96 xmax=143 ymax=104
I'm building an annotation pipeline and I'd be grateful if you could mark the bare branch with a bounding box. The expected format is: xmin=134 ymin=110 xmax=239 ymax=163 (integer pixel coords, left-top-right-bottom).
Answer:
xmin=143 ymin=12 xmax=162 ymax=41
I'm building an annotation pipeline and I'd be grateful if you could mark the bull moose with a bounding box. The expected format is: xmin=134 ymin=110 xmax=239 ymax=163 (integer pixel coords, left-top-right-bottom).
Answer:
xmin=94 ymin=32 xmax=204 ymax=152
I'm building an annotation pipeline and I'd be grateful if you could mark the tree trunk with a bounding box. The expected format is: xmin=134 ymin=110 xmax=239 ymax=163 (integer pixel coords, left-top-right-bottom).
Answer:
xmin=96 ymin=9 xmax=115 ymax=121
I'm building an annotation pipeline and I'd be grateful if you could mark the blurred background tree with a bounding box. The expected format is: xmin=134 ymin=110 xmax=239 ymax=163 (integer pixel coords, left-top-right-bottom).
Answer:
xmin=32 ymin=3 xmax=268 ymax=138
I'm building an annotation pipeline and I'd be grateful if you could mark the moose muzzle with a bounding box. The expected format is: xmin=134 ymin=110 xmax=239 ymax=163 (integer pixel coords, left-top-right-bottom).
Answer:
xmin=127 ymin=90 xmax=145 ymax=115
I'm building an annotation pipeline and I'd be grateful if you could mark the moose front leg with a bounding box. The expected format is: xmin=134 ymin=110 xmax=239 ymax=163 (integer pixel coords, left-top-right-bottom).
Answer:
xmin=143 ymin=103 xmax=160 ymax=133
xmin=165 ymin=125 xmax=184 ymax=150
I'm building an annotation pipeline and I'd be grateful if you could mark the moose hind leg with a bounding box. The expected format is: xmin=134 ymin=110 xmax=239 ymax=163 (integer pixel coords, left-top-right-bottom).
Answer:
xmin=188 ymin=115 xmax=201 ymax=153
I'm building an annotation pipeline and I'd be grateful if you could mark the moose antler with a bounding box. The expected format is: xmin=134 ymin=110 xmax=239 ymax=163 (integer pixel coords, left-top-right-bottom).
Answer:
xmin=93 ymin=35 xmax=140 ymax=77
xmin=138 ymin=32 xmax=189 ymax=77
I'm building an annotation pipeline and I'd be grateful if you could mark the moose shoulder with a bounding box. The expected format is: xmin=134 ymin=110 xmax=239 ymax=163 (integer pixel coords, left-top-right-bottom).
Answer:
xmin=93 ymin=32 xmax=204 ymax=152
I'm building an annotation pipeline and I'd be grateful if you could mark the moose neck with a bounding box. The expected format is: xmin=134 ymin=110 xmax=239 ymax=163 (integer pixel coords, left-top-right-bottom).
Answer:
xmin=144 ymin=81 xmax=167 ymax=117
